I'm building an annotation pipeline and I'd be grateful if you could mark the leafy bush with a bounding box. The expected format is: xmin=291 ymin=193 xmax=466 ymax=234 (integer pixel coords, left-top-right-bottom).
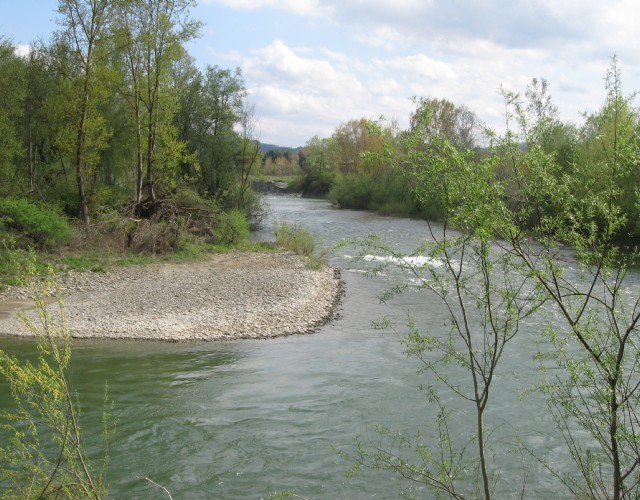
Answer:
xmin=88 ymin=185 xmax=129 ymax=214
xmin=274 ymin=221 xmax=315 ymax=256
xmin=291 ymin=169 xmax=335 ymax=196
xmin=329 ymin=173 xmax=377 ymax=210
xmin=173 ymin=186 xmax=218 ymax=211
xmin=329 ymin=172 xmax=422 ymax=216
xmin=213 ymin=209 xmax=249 ymax=245
xmin=0 ymin=197 xmax=72 ymax=248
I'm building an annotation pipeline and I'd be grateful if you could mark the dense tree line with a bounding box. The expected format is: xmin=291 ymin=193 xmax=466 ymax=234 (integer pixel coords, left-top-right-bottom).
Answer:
xmin=0 ymin=0 xmax=261 ymax=252
xmin=298 ymin=67 xmax=640 ymax=248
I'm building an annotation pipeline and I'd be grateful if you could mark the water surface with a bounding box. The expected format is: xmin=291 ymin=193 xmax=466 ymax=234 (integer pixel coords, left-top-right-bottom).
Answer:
xmin=1 ymin=196 xmax=589 ymax=498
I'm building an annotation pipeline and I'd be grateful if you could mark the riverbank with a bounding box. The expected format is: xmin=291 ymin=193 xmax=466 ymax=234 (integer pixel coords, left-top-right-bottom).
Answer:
xmin=0 ymin=251 xmax=343 ymax=341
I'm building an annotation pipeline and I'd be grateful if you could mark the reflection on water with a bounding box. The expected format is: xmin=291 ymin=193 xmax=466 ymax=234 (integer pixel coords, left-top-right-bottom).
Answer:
xmin=0 ymin=196 xmax=588 ymax=498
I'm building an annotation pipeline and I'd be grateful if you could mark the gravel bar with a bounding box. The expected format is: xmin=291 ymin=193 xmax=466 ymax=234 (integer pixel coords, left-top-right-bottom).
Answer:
xmin=0 ymin=251 xmax=344 ymax=341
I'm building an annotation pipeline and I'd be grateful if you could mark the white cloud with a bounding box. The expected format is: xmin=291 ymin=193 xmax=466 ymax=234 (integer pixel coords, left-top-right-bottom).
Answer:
xmin=240 ymin=40 xmax=407 ymax=143
xmin=14 ymin=44 xmax=30 ymax=58
xmin=244 ymin=40 xmax=363 ymax=101
xmin=198 ymin=0 xmax=640 ymax=145
xmin=203 ymin=0 xmax=334 ymax=18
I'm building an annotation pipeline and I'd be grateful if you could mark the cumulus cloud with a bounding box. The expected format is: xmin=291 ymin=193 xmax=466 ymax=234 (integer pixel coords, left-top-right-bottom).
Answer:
xmin=203 ymin=0 xmax=334 ymax=18
xmin=239 ymin=40 xmax=413 ymax=143
xmin=14 ymin=44 xmax=30 ymax=58
xmin=201 ymin=0 xmax=640 ymax=145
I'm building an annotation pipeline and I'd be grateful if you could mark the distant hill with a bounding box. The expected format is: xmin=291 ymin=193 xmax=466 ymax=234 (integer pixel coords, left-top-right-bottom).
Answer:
xmin=259 ymin=143 xmax=302 ymax=154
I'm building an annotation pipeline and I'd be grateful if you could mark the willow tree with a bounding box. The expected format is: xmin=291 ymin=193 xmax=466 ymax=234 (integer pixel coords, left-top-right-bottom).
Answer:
xmin=348 ymin=111 xmax=542 ymax=499
xmin=500 ymin=60 xmax=640 ymax=499
xmin=349 ymin=59 xmax=640 ymax=499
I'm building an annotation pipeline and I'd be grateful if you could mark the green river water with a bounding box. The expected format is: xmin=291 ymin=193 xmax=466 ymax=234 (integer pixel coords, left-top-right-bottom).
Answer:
xmin=0 ymin=196 xmax=603 ymax=498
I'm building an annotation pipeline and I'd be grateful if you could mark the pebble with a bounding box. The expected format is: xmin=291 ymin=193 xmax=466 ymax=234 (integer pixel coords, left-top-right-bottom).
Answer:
xmin=0 ymin=251 xmax=344 ymax=341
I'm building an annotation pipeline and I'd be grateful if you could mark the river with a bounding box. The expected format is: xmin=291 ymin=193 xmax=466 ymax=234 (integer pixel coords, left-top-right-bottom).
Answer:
xmin=0 ymin=196 xmax=581 ymax=498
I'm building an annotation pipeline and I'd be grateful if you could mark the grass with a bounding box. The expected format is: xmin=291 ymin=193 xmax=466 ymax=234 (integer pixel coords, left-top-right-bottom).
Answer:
xmin=0 ymin=238 xmax=279 ymax=290
xmin=0 ymin=216 xmax=324 ymax=290
xmin=273 ymin=220 xmax=327 ymax=270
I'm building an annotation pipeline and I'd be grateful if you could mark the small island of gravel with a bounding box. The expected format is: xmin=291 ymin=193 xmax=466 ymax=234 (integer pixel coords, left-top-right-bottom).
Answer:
xmin=0 ymin=251 xmax=343 ymax=341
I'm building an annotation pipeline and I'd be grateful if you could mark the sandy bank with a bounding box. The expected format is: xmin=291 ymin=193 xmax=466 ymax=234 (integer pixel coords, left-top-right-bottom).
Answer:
xmin=0 ymin=251 xmax=343 ymax=341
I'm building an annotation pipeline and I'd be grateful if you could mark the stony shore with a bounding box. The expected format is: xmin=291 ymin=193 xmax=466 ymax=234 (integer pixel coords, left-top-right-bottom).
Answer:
xmin=0 ymin=251 xmax=343 ymax=341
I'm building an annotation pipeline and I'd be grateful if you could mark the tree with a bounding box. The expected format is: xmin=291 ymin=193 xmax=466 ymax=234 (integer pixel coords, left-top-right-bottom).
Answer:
xmin=332 ymin=118 xmax=386 ymax=174
xmin=0 ymin=39 xmax=26 ymax=191
xmin=171 ymin=52 xmax=205 ymax=180
xmin=203 ymin=65 xmax=246 ymax=200
xmin=348 ymin=110 xmax=541 ymax=499
xmin=0 ymin=261 xmax=111 ymax=498
xmin=500 ymin=59 xmax=640 ymax=499
xmin=298 ymin=135 xmax=339 ymax=195
xmin=56 ymin=0 xmax=114 ymax=225
xmin=235 ymin=103 xmax=261 ymax=209
xmin=349 ymin=59 xmax=640 ymax=499
xmin=22 ymin=42 xmax=54 ymax=194
xmin=409 ymin=97 xmax=480 ymax=151
xmin=114 ymin=0 xmax=201 ymax=206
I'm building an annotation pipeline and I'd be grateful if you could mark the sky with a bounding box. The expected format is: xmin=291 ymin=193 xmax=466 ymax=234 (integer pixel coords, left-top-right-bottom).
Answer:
xmin=2 ymin=0 xmax=640 ymax=147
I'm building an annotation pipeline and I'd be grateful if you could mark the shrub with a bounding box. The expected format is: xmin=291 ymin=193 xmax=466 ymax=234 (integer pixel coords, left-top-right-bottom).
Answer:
xmin=291 ymin=169 xmax=335 ymax=196
xmin=329 ymin=171 xmax=425 ymax=217
xmin=329 ymin=173 xmax=377 ymax=210
xmin=273 ymin=221 xmax=315 ymax=256
xmin=173 ymin=186 xmax=218 ymax=211
xmin=0 ymin=197 xmax=72 ymax=249
xmin=213 ymin=209 xmax=250 ymax=245
xmin=128 ymin=220 xmax=180 ymax=255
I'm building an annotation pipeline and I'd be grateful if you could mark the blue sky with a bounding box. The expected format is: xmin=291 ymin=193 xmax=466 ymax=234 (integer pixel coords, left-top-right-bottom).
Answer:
xmin=2 ymin=0 xmax=640 ymax=147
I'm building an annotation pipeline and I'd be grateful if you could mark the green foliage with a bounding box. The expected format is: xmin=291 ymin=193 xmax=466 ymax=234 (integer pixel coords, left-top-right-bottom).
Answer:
xmin=213 ymin=209 xmax=249 ymax=246
xmin=291 ymin=168 xmax=335 ymax=196
xmin=295 ymin=135 xmax=339 ymax=196
xmin=347 ymin=59 xmax=640 ymax=499
xmin=173 ymin=186 xmax=218 ymax=211
xmin=0 ymin=259 xmax=110 ymax=498
xmin=347 ymin=207 xmax=539 ymax=498
xmin=0 ymin=245 xmax=48 ymax=288
xmin=273 ymin=221 xmax=315 ymax=257
xmin=329 ymin=170 xmax=421 ymax=216
xmin=409 ymin=97 xmax=479 ymax=150
xmin=0 ymin=197 xmax=73 ymax=249
xmin=499 ymin=60 xmax=640 ymax=499
xmin=0 ymin=39 xmax=26 ymax=188
xmin=273 ymin=221 xmax=326 ymax=270
xmin=58 ymin=254 xmax=107 ymax=273
xmin=346 ymin=391 xmax=474 ymax=498
xmin=0 ymin=1 xmax=263 ymax=260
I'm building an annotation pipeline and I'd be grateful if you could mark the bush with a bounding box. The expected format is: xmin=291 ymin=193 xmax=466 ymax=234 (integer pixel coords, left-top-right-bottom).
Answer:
xmin=291 ymin=169 xmax=335 ymax=196
xmin=274 ymin=221 xmax=315 ymax=256
xmin=329 ymin=173 xmax=377 ymax=210
xmin=127 ymin=220 xmax=180 ymax=255
xmin=0 ymin=197 xmax=73 ymax=249
xmin=213 ymin=209 xmax=250 ymax=245
xmin=0 ymin=261 xmax=110 ymax=498
xmin=173 ymin=186 xmax=218 ymax=211
xmin=329 ymin=171 xmax=425 ymax=217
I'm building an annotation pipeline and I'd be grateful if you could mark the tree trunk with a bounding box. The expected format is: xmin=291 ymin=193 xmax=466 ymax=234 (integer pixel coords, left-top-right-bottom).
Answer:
xmin=75 ymin=82 xmax=91 ymax=226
